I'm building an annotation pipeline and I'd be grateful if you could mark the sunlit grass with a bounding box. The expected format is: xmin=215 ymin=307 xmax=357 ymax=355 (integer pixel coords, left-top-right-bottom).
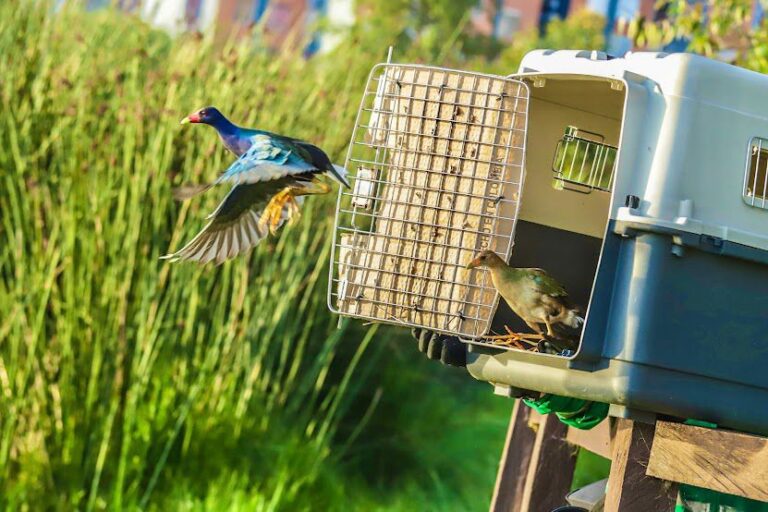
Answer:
xmin=0 ymin=2 xmax=613 ymax=509
xmin=0 ymin=2 xmax=384 ymax=509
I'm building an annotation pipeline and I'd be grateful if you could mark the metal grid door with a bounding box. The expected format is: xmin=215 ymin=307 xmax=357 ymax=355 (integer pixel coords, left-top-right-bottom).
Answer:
xmin=329 ymin=64 xmax=529 ymax=339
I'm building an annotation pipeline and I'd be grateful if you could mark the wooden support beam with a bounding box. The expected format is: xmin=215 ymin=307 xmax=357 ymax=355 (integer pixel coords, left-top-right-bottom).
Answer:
xmin=490 ymin=401 xmax=537 ymax=512
xmin=605 ymin=419 xmax=678 ymax=512
xmin=490 ymin=402 xmax=577 ymax=512
xmin=520 ymin=412 xmax=579 ymax=511
xmin=647 ymin=421 xmax=768 ymax=502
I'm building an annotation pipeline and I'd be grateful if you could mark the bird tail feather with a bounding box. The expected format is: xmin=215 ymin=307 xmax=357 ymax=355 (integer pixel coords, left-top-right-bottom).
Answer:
xmin=544 ymin=308 xmax=584 ymax=353
xmin=564 ymin=309 xmax=584 ymax=329
xmin=330 ymin=164 xmax=350 ymax=188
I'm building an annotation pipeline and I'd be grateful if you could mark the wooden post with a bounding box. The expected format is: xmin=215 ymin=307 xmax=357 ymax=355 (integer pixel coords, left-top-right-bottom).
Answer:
xmin=520 ymin=412 xmax=579 ymax=511
xmin=493 ymin=408 xmax=768 ymax=511
xmin=490 ymin=401 xmax=537 ymax=512
xmin=604 ymin=419 xmax=678 ymax=512
xmin=490 ymin=401 xmax=577 ymax=512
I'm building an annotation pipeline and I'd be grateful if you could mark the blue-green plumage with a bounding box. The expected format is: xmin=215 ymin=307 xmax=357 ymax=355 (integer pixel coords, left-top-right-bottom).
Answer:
xmin=163 ymin=106 xmax=349 ymax=264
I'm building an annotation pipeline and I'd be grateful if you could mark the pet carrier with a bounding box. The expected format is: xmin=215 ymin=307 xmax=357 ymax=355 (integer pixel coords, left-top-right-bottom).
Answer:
xmin=330 ymin=49 xmax=768 ymax=435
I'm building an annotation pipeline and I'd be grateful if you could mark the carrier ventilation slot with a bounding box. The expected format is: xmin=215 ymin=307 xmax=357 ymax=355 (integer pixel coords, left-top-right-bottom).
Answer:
xmin=552 ymin=126 xmax=617 ymax=193
xmin=744 ymin=136 xmax=768 ymax=209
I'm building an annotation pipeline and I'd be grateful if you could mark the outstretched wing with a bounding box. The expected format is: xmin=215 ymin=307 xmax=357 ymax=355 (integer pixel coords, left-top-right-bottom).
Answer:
xmin=173 ymin=133 xmax=349 ymax=200
xmin=162 ymin=179 xmax=300 ymax=264
xmin=526 ymin=268 xmax=568 ymax=297
xmin=214 ymin=134 xmax=316 ymax=186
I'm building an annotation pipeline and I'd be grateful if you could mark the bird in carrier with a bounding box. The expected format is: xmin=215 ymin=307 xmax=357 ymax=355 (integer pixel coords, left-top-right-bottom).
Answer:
xmin=466 ymin=250 xmax=583 ymax=353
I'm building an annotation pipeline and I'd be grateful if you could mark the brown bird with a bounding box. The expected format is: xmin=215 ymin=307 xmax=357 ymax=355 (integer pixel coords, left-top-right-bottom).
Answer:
xmin=466 ymin=250 xmax=583 ymax=351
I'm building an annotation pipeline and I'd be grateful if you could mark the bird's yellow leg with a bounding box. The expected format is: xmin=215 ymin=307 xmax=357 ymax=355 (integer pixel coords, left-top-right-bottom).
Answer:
xmin=286 ymin=194 xmax=301 ymax=219
xmin=261 ymin=180 xmax=332 ymax=235
xmin=261 ymin=188 xmax=298 ymax=235
xmin=281 ymin=180 xmax=331 ymax=226
xmin=292 ymin=178 xmax=331 ymax=197
xmin=544 ymin=319 xmax=556 ymax=337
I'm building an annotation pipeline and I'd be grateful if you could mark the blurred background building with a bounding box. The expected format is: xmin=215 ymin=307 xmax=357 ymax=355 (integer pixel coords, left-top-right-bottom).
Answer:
xmin=88 ymin=0 xmax=354 ymax=53
xmin=469 ymin=0 xmax=656 ymax=52
xmin=80 ymin=0 xmax=764 ymax=57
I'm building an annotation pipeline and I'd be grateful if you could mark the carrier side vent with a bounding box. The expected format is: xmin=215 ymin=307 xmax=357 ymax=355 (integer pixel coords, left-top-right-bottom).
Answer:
xmin=552 ymin=126 xmax=617 ymax=194
xmin=744 ymin=137 xmax=768 ymax=209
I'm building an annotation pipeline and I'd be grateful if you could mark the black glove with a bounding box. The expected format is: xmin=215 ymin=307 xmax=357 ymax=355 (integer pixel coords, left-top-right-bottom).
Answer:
xmin=410 ymin=328 xmax=467 ymax=367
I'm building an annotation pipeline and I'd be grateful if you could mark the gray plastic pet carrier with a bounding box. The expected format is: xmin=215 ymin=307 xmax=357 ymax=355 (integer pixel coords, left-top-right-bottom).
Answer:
xmin=330 ymin=49 xmax=768 ymax=435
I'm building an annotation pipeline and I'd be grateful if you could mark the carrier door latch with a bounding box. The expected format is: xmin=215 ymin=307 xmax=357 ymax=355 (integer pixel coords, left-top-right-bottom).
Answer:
xmin=699 ymin=234 xmax=725 ymax=253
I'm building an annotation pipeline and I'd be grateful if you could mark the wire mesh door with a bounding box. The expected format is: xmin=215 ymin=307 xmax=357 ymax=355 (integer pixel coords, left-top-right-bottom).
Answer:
xmin=329 ymin=64 xmax=529 ymax=339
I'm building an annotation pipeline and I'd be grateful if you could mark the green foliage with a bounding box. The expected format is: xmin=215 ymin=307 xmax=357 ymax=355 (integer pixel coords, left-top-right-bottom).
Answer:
xmin=627 ymin=0 xmax=768 ymax=72
xmin=350 ymin=0 xmax=479 ymax=65
xmin=0 ymin=2 xmax=361 ymax=509
xmin=0 ymin=1 xmax=512 ymax=510
xmin=541 ymin=10 xmax=605 ymax=50
xmin=571 ymin=450 xmax=611 ymax=491
xmin=0 ymin=1 xmax=617 ymax=510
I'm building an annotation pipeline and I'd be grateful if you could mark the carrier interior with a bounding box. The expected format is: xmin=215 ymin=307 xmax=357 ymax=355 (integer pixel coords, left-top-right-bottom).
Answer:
xmin=487 ymin=75 xmax=626 ymax=353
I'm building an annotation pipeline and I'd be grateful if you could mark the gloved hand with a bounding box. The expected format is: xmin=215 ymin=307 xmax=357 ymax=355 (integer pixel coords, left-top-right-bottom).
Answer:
xmin=410 ymin=328 xmax=467 ymax=367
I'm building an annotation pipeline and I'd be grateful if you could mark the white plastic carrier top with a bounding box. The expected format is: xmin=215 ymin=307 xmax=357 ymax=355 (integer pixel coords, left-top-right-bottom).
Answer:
xmin=517 ymin=49 xmax=768 ymax=252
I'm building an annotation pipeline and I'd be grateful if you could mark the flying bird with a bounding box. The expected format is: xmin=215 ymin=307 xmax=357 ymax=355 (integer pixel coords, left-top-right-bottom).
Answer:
xmin=466 ymin=250 xmax=583 ymax=352
xmin=163 ymin=106 xmax=350 ymax=264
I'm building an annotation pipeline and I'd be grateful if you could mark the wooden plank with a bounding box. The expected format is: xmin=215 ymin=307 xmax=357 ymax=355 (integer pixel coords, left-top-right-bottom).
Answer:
xmin=566 ymin=418 xmax=613 ymax=459
xmin=520 ymin=412 xmax=578 ymax=511
xmin=648 ymin=420 xmax=768 ymax=502
xmin=490 ymin=401 xmax=537 ymax=512
xmin=605 ymin=419 xmax=678 ymax=512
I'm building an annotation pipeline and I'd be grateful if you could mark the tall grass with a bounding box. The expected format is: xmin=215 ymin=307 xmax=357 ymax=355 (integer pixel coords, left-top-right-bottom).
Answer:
xmin=0 ymin=2 xmax=613 ymax=509
xmin=0 ymin=2 xmax=387 ymax=509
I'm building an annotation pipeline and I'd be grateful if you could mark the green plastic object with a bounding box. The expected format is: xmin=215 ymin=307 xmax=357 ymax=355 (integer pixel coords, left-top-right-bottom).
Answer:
xmin=684 ymin=418 xmax=718 ymax=429
xmin=676 ymin=485 xmax=768 ymax=511
xmin=523 ymin=394 xmax=609 ymax=430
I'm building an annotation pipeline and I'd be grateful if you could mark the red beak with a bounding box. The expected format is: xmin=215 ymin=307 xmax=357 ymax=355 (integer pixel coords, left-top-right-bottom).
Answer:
xmin=180 ymin=113 xmax=201 ymax=124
